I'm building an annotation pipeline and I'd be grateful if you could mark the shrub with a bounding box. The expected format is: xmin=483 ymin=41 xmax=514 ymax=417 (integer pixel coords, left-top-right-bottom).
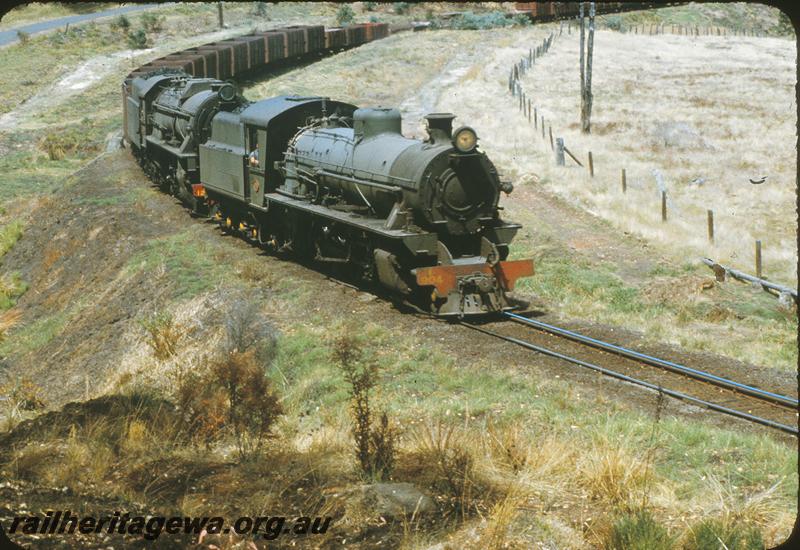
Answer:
xmin=604 ymin=15 xmax=625 ymax=32
xmin=253 ymin=2 xmax=268 ymax=17
xmin=211 ymin=350 xmax=283 ymax=459
xmin=393 ymin=2 xmax=411 ymax=15
xmin=16 ymin=30 xmax=30 ymax=45
xmin=126 ymin=29 xmax=148 ymax=49
xmin=111 ymin=14 xmax=131 ymax=33
xmin=222 ymin=295 xmax=278 ymax=364
xmin=334 ymin=333 xmax=396 ymax=481
xmin=448 ymin=11 xmax=522 ymax=30
xmin=140 ymin=312 xmax=182 ymax=361
xmin=140 ymin=12 xmax=164 ymax=33
xmin=684 ymin=518 xmax=763 ymax=550
xmin=363 ymin=1 xmax=377 ymax=11
xmin=606 ymin=510 xmax=673 ymax=550
xmin=336 ymin=5 xmax=355 ymax=26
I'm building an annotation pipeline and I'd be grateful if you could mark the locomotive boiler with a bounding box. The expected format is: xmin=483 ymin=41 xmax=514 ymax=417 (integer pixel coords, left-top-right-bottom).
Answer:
xmin=124 ymin=71 xmax=534 ymax=317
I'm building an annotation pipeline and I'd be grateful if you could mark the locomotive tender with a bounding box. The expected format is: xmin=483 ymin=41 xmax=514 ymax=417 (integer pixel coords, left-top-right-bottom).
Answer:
xmin=124 ymin=71 xmax=534 ymax=316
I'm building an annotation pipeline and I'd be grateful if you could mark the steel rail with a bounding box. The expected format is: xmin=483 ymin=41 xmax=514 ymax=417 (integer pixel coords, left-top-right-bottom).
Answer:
xmin=464 ymin=323 xmax=798 ymax=436
xmin=503 ymin=311 xmax=798 ymax=410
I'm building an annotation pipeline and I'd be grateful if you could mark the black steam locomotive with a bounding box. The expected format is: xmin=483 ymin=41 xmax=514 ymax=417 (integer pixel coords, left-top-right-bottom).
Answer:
xmin=124 ymin=71 xmax=533 ymax=316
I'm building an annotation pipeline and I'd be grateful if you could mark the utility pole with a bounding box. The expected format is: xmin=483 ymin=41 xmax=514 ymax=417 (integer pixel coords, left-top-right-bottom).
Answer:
xmin=579 ymin=3 xmax=595 ymax=133
xmin=218 ymin=1 xmax=224 ymax=29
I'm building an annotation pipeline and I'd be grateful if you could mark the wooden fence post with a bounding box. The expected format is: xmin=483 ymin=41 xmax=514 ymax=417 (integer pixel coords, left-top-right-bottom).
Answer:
xmin=549 ymin=126 xmax=554 ymax=150
xmin=534 ymin=108 xmax=538 ymax=128
xmin=661 ymin=191 xmax=667 ymax=222
xmin=621 ymin=168 xmax=627 ymax=193
xmin=755 ymin=240 xmax=762 ymax=278
xmin=541 ymin=116 xmax=545 ymax=139
xmin=555 ymin=138 xmax=565 ymax=165
xmin=588 ymin=151 xmax=594 ymax=177
xmin=707 ymin=210 xmax=714 ymax=243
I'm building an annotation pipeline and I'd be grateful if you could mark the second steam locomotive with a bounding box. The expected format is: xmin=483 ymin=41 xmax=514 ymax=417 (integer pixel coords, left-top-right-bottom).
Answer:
xmin=124 ymin=71 xmax=534 ymax=316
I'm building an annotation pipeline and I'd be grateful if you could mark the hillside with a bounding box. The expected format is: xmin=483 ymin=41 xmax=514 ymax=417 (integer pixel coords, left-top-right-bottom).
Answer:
xmin=0 ymin=2 xmax=796 ymax=549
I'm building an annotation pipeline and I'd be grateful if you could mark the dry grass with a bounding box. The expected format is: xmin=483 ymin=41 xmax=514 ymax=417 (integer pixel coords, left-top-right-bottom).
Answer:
xmin=506 ymin=29 xmax=796 ymax=284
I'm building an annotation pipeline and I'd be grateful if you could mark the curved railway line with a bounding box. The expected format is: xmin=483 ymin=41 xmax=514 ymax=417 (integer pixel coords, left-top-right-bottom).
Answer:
xmin=463 ymin=312 xmax=798 ymax=436
xmin=124 ymin=5 xmax=796 ymax=438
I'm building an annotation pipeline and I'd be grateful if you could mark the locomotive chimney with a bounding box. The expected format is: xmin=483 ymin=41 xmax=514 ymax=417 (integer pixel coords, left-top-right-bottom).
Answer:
xmin=425 ymin=113 xmax=455 ymax=143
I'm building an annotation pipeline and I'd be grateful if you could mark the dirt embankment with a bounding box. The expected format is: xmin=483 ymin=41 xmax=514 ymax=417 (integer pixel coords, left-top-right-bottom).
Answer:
xmin=2 ymin=148 xmax=794 ymax=434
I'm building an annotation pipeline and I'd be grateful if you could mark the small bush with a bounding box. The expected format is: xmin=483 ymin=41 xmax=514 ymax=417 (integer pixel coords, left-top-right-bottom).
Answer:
xmin=334 ymin=333 xmax=396 ymax=481
xmin=684 ymin=518 xmax=763 ymax=550
xmin=222 ymin=295 xmax=278 ymax=364
xmin=336 ymin=5 xmax=355 ymax=26
xmin=127 ymin=28 xmax=148 ymax=49
xmin=606 ymin=510 xmax=673 ymax=550
xmin=603 ymin=15 xmax=625 ymax=32
xmin=140 ymin=12 xmax=164 ymax=33
xmin=448 ymin=11 xmax=524 ymax=30
xmin=140 ymin=312 xmax=182 ymax=361
xmin=393 ymin=2 xmax=411 ymax=15
xmin=211 ymin=350 xmax=283 ymax=459
xmin=111 ymin=14 xmax=131 ymax=33
xmin=363 ymin=2 xmax=377 ymax=12
xmin=253 ymin=2 xmax=268 ymax=17
xmin=16 ymin=30 xmax=30 ymax=45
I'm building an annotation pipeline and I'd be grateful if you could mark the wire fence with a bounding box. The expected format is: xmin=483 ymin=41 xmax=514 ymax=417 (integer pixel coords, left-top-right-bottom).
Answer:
xmin=505 ymin=28 xmax=796 ymax=305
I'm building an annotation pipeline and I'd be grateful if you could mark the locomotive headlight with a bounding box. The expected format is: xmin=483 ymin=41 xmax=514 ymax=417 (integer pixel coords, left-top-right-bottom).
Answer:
xmin=452 ymin=126 xmax=478 ymax=153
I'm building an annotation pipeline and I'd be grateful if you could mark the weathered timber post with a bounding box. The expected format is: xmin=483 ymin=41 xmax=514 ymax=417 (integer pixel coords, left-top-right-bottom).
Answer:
xmin=588 ymin=151 xmax=594 ymax=177
xmin=534 ymin=107 xmax=538 ymax=128
xmin=527 ymin=99 xmax=532 ymax=122
xmin=581 ymin=2 xmax=595 ymax=133
xmin=549 ymin=125 xmax=554 ymax=150
xmin=707 ymin=210 xmax=714 ymax=243
xmin=580 ymin=3 xmax=586 ymax=127
xmin=529 ymin=48 xmax=532 ymax=64
xmin=661 ymin=191 xmax=667 ymax=222
xmin=218 ymin=1 xmax=225 ymax=28
xmin=555 ymin=138 xmax=565 ymax=165
xmin=621 ymin=168 xmax=627 ymax=193
xmin=541 ymin=116 xmax=545 ymax=139
xmin=755 ymin=240 xmax=762 ymax=278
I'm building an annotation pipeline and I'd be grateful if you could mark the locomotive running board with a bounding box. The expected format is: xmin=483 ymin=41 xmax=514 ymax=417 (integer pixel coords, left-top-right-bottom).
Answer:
xmin=264 ymin=192 xmax=439 ymax=256
xmin=414 ymin=259 xmax=535 ymax=295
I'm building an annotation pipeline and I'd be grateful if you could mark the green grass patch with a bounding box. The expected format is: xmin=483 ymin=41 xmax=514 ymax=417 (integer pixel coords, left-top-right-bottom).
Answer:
xmin=606 ymin=509 xmax=674 ymax=550
xmin=0 ymin=309 xmax=70 ymax=357
xmin=0 ymin=221 xmax=24 ymax=259
xmin=124 ymin=230 xmax=232 ymax=299
xmin=683 ymin=517 xmax=763 ymax=550
xmin=0 ymin=272 xmax=27 ymax=310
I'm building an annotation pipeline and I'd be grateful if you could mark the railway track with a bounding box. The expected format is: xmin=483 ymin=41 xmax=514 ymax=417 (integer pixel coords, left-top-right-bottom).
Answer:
xmin=464 ymin=312 xmax=798 ymax=436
